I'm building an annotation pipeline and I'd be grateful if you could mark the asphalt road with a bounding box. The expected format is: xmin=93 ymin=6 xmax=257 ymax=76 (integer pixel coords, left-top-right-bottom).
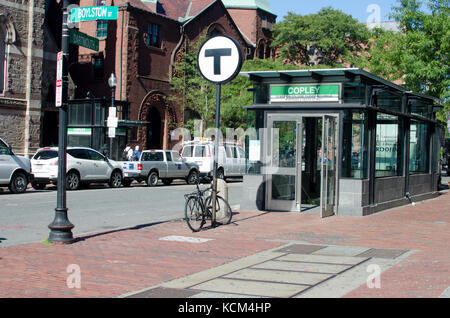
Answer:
xmin=0 ymin=180 xmax=243 ymax=247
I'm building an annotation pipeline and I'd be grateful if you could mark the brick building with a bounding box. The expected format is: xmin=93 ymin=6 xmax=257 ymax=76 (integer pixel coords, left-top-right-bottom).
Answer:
xmin=68 ymin=0 xmax=276 ymax=158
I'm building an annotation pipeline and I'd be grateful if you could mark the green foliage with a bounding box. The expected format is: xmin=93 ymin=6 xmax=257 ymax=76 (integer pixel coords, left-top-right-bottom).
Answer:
xmin=363 ymin=0 xmax=450 ymax=122
xmin=170 ymin=31 xmax=302 ymax=133
xmin=272 ymin=7 xmax=371 ymax=66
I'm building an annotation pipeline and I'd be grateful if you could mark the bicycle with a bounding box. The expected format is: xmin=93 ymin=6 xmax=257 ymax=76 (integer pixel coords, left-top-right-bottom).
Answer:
xmin=184 ymin=176 xmax=232 ymax=232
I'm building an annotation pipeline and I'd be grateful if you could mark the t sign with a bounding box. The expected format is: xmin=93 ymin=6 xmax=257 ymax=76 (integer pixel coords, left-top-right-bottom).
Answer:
xmin=197 ymin=35 xmax=242 ymax=84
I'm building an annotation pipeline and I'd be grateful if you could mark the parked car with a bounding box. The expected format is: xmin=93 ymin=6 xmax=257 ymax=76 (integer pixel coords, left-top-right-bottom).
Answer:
xmin=31 ymin=146 xmax=123 ymax=190
xmin=119 ymin=149 xmax=200 ymax=186
xmin=181 ymin=140 xmax=246 ymax=179
xmin=0 ymin=138 xmax=32 ymax=194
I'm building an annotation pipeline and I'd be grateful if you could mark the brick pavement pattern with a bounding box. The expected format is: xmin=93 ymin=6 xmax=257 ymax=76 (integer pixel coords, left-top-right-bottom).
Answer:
xmin=0 ymin=191 xmax=449 ymax=298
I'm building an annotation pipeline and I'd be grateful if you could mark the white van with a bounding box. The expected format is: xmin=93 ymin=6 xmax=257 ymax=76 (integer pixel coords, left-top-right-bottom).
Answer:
xmin=181 ymin=141 xmax=246 ymax=179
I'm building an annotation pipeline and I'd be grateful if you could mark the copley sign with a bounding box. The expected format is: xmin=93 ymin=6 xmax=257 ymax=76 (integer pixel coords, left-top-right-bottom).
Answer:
xmin=270 ymin=84 xmax=340 ymax=102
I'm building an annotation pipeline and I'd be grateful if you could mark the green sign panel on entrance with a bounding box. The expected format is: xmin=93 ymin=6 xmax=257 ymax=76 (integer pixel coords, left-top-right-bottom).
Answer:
xmin=270 ymin=84 xmax=340 ymax=103
xmin=69 ymin=29 xmax=99 ymax=51
xmin=70 ymin=6 xmax=118 ymax=22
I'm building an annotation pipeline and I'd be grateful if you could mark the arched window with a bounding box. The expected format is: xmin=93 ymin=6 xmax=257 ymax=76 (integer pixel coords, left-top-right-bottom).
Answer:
xmin=0 ymin=16 xmax=15 ymax=95
xmin=0 ymin=24 xmax=6 ymax=94
xmin=207 ymin=23 xmax=225 ymax=36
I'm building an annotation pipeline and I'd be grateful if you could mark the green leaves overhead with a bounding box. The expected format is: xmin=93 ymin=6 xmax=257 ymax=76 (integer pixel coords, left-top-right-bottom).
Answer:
xmin=272 ymin=7 xmax=371 ymax=66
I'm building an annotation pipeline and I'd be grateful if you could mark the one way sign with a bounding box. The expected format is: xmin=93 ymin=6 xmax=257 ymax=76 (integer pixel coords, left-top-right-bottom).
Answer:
xmin=197 ymin=35 xmax=242 ymax=84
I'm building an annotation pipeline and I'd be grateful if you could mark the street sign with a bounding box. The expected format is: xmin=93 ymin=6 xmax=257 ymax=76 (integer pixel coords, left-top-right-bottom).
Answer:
xmin=197 ymin=35 xmax=242 ymax=84
xmin=69 ymin=29 xmax=99 ymax=51
xmin=55 ymin=51 xmax=63 ymax=107
xmin=108 ymin=127 xmax=116 ymax=138
xmin=107 ymin=116 xmax=118 ymax=128
xmin=70 ymin=6 xmax=118 ymax=22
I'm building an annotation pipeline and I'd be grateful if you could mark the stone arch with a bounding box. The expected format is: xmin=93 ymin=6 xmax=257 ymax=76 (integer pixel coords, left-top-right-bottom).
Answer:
xmin=257 ymin=39 xmax=266 ymax=59
xmin=0 ymin=14 xmax=16 ymax=44
xmin=207 ymin=23 xmax=225 ymax=36
xmin=137 ymin=91 xmax=177 ymax=150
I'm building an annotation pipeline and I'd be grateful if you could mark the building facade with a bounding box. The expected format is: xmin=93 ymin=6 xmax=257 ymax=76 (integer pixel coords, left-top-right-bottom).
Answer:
xmin=0 ymin=0 xmax=59 ymax=156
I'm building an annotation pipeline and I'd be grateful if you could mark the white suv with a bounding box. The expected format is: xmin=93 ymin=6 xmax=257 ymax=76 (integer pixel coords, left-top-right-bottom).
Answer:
xmin=181 ymin=141 xmax=245 ymax=179
xmin=31 ymin=146 xmax=123 ymax=190
xmin=0 ymin=138 xmax=32 ymax=194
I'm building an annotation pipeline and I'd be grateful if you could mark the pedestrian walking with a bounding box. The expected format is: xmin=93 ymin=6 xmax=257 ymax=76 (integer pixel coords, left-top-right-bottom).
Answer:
xmin=133 ymin=145 xmax=141 ymax=161
xmin=127 ymin=147 xmax=134 ymax=161
xmin=122 ymin=146 xmax=130 ymax=160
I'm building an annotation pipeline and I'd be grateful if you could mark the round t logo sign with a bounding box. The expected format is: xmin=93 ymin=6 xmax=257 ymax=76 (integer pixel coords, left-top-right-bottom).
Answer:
xmin=197 ymin=35 xmax=242 ymax=84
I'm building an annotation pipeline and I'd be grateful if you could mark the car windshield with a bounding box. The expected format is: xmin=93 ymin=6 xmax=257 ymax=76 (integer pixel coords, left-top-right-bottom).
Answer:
xmin=33 ymin=150 xmax=58 ymax=160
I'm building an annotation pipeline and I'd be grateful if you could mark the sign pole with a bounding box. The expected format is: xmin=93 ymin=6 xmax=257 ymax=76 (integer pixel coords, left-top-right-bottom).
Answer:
xmin=211 ymin=83 xmax=222 ymax=226
xmin=48 ymin=0 xmax=74 ymax=244
xmin=197 ymin=34 xmax=242 ymax=228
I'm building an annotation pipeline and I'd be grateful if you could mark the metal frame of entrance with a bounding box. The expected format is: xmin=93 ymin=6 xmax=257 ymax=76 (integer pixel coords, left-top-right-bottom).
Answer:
xmin=264 ymin=111 xmax=340 ymax=216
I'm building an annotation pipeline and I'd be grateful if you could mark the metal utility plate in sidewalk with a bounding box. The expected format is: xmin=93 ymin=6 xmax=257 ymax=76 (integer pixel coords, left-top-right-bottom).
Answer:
xmin=121 ymin=243 xmax=412 ymax=298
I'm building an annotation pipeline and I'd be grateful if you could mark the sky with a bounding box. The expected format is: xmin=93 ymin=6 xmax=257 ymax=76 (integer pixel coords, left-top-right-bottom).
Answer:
xmin=268 ymin=0 xmax=403 ymax=22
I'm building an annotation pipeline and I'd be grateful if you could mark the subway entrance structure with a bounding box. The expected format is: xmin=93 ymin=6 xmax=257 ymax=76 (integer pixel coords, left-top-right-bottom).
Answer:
xmin=240 ymin=68 xmax=443 ymax=216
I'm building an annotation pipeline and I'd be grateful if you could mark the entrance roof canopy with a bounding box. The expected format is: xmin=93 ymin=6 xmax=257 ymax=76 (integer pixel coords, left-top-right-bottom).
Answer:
xmin=240 ymin=68 xmax=441 ymax=107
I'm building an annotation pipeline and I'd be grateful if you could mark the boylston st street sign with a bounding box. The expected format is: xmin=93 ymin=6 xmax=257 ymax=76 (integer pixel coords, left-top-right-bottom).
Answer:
xmin=69 ymin=29 xmax=99 ymax=51
xmin=70 ymin=6 xmax=118 ymax=22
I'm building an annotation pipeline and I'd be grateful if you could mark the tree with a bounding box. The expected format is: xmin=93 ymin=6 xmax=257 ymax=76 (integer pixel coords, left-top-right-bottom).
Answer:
xmin=363 ymin=0 xmax=449 ymax=122
xmin=170 ymin=32 xmax=301 ymax=134
xmin=272 ymin=7 xmax=371 ymax=66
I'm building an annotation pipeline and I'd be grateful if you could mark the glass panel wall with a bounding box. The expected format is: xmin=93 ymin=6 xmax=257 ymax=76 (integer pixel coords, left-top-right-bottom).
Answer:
xmin=409 ymin=120 xmax=429 ymax=173
xmin=375 ymin=113 xmax=401 ymax=177
xmin=409 ymin=99 xmax=430 ymax=119
xmin=376 ymin=90 xmax=402 ymax=113
xmin=246 ymin=109 xmax=264 ymax=175
xmin=342 ymin=110 xmax=368 ymax=178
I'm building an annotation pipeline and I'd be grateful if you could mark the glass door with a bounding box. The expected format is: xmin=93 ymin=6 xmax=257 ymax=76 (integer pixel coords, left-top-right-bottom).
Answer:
xmin=266 ymin=114 xmax=303 ymax=211
xmin=321 ymin=115 xmax=338 ymax=217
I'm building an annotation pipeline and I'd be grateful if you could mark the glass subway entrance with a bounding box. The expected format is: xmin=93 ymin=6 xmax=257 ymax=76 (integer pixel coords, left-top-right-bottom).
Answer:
xmin=266 ymin=113 xmax=338 ymax=217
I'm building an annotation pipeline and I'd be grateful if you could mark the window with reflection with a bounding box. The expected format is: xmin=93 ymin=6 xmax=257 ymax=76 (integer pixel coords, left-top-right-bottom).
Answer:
xmin=342 ymin=110 xmax=368 ymax=178
xmin=375 ymin=113 xmax=401 ymax=177
xmin=409 ymin=120 xmax=429 ymax=173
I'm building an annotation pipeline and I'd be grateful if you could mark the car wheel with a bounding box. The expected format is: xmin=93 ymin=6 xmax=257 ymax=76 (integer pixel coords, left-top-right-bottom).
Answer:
xmin=109 ymin=170 xmax=122 ymax=188
xmin=66 ymin=171 xmax=80 ymax=191
xmin=186 ymin=170 xmax=199 ymax=185
xmin=147 ymin=171 xmax=159 ymax=187
xmin=9 ymin=172 xmax=28 ymax=194
xmin=31 ymin=181 xmax=46 ymax=190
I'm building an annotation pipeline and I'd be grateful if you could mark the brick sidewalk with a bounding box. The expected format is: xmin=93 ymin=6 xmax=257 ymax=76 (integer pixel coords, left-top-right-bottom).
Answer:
xmin=0 ymin=191 xmax=449 ymax=298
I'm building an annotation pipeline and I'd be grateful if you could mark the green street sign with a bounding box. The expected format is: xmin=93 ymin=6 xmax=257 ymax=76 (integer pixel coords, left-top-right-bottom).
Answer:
xmin=270 ymin=84 xmax=340 ymax=102
xmin=69 ymin=29 xmax=99 ymax=51
xmin=70 ymin=6 xmax=118 ymax=22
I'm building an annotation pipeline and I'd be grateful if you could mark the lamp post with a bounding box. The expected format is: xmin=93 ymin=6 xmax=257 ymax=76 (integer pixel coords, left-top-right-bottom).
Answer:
xmin=48 ymin=0 xmax=74 ymax=244
xmin=108 ymin=73 xmax=117 ymax=159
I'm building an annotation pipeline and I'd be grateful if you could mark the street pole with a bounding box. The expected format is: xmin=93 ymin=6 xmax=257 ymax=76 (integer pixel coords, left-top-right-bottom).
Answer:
xmin=109 ymin=87 xmax=115 ymax=158
xmin=108 ymin=73 xmax=117 ymax=159
xmin=48 ymin=0 xmax=74 ymax=244
xmin=211 ymin=83 xmax=221 ymax=227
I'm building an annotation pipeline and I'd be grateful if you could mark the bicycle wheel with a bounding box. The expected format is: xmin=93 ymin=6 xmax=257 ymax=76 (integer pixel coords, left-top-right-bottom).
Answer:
xmin=185 ymin=196 xmax=205 ymax=232
xmin=205 ymin=195 xmax=232 ymax=225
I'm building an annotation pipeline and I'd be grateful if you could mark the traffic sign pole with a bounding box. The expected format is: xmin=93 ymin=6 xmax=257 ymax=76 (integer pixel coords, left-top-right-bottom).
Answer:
xmin=48 ymin=0 xmax=74 ymax=244
xmin=197 ymin=35 xmax=242 ymax=227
